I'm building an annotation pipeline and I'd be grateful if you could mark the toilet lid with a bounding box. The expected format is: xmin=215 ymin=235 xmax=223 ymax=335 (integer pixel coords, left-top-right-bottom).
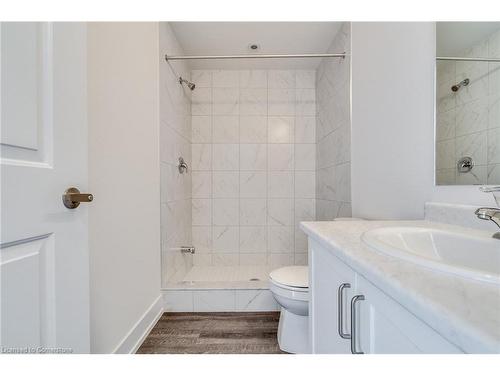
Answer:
xmin=269 ymin=266 xmax=308 ymax=288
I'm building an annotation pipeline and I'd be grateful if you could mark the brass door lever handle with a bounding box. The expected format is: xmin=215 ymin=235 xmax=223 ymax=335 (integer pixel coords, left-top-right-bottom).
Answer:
xmin=63 ymin=187 xmax=94 ymax=209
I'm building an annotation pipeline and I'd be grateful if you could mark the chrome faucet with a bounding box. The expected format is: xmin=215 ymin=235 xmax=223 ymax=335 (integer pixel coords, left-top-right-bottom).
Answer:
xmin=180 ymin=246 xmax=195 ymax=254
xmin=475 ymin=208 xmax=500 ymax=239
xmin=476 ymin=186 xmax=500 ymax=239
xmin=479 ymin=186 xmax=500 ymax=193
xmin=178 ymin=157 xmax=188 ymax=174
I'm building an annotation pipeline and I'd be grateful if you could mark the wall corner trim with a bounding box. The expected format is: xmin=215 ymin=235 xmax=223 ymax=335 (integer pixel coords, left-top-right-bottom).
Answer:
xmin=112 ymin=295 xmax=163 ymax=354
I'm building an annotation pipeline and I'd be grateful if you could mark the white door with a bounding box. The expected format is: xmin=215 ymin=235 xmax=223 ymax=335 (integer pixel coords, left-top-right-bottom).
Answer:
xmin=1 ymin=22 xmax=90 ymax=353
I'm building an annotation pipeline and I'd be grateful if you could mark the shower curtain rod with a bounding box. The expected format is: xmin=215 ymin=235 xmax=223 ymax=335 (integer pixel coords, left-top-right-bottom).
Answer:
xmin=436 ymin=56 xmax=500 ymax=62
xmin=165 ymin=52 xmax=346 ymax=61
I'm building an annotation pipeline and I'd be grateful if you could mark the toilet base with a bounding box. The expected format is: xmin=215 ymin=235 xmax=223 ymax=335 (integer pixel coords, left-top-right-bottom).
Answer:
xmin=277 ymin=307 xmax=310 ymax=354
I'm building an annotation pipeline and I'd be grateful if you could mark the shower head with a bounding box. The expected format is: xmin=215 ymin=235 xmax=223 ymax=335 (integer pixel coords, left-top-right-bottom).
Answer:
xmin=451 ymin=78 xmax=470 ymax=92
xmin=179 ymin=77 xmax=196 ymax=91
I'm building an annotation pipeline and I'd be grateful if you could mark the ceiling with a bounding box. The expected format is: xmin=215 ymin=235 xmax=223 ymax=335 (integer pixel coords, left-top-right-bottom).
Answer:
xmin=437 ymin=22 xmax=500 ymax=56
xmin=169 ymin=22 xmax=342 ymax=70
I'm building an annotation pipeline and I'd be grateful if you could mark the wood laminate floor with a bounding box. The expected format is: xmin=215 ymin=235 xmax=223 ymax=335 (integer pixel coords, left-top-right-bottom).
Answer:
xmin=137 ymin=312 xmax=286 ymax=354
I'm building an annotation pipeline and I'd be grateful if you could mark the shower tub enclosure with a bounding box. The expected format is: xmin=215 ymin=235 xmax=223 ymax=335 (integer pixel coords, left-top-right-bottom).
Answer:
xmin=159 ymin=22 xmax=351 ymax=312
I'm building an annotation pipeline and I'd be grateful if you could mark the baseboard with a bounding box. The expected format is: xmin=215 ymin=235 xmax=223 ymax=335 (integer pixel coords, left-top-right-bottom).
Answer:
xmin=113 ymin=295 xmax=163 ymax=354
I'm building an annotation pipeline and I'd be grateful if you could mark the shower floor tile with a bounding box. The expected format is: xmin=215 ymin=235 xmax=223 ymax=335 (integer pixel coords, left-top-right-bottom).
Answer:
xmin=183 ymin=265 xmax=272 ymax=283
xmin=165 ymin=265 xmax=273 ymax=289
xmin=136 ymin=312 xmax=286 ymax=354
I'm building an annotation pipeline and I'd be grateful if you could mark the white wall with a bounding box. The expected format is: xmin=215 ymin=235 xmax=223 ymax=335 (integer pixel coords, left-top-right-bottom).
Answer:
xmin=189 ymin=69 xmax=316 ymax=269
xmin=87 ymin=22 xmax=161 ymax=353
xmin=351 ymin=22 xmax=496 ymax=221
xmin=160 ymin=23 xmax=193 ymax=287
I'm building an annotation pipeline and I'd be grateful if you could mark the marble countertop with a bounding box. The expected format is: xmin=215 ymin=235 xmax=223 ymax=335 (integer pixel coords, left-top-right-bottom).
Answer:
xmin=300 ymin=219 xmax=500 ymax=353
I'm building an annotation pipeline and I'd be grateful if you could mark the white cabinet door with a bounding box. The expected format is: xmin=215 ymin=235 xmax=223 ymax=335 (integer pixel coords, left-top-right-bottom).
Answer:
xmin=355 ymin=275 xmax=462 ymax=354
xmin=309 ymin=239 xmax=355 ymax=353
xmin=1 ymin=23 xmax=90 ymax=352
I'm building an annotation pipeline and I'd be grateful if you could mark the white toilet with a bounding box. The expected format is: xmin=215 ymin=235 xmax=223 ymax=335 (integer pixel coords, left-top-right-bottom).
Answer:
xmin=269 ymin=219 xmax=363 ymax=353
xmin=269 ymin=266 xmax=309 ymax=354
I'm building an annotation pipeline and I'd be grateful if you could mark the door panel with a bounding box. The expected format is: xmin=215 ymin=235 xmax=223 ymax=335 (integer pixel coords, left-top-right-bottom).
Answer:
xmin=357 ymin=275 xmax=462 ymax=354
xmin=310 ymin=239 xmax=355 ymax=354
xmin=1 ymin=236 xmax=55 ymax=348
xmin=1 ymin=23 xmax=40 ymax=150
xmin=1 ymin=22 xmax=52 ymax=165
xmin=1 ymin=22 xmax=89 ymax=353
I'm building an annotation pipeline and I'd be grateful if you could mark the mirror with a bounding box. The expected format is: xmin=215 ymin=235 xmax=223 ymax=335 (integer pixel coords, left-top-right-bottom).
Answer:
xmin=435 ymin=22 xmax=500 ymax=185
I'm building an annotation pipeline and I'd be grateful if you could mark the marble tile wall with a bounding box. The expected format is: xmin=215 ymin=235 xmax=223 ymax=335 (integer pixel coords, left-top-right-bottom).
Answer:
xmin=190 ymin=69 xmax=316 ymax=268
xmin=315 ymin=22 xmax=352 ymax=220
xmin=160 ymin=23 xmax=193 ymax=287
xmin=436 ymin=28 xmax=500 ymax=185
xmin=425 ymin=202 xmax=499 ymax=231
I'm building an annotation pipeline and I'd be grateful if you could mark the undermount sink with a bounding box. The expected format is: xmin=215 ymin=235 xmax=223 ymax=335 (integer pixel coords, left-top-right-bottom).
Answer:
xmin=361 ymin=227 xmax=500 ymax=285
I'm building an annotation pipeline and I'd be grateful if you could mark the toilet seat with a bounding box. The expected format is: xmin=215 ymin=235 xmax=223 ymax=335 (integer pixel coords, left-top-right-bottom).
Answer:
xmin=269 ymin=266 xmax=308 ymax=302
xmin=269 ymin=266 xmax=308 ymax=289
xmin=270 ymin=280 xmax=308 ymax=301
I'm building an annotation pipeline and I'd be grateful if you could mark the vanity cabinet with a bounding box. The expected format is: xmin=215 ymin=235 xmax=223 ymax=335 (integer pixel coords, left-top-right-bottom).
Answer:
xmin=309 ymin=239 xmax=462 ymax=354
xmin=310 ymin=242 xmax=355 ymax=353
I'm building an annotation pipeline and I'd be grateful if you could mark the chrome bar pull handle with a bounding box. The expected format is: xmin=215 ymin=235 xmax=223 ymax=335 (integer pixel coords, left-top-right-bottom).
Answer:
xmin=350 ymin=295 xmax=365 ymax=354
xmin=337 ymin=283 xmax=351 ymax=339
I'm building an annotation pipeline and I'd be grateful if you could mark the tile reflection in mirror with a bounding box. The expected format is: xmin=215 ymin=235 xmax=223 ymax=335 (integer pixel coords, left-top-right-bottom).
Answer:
xmin=436 ymin=22 xmax=500 ymax=185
